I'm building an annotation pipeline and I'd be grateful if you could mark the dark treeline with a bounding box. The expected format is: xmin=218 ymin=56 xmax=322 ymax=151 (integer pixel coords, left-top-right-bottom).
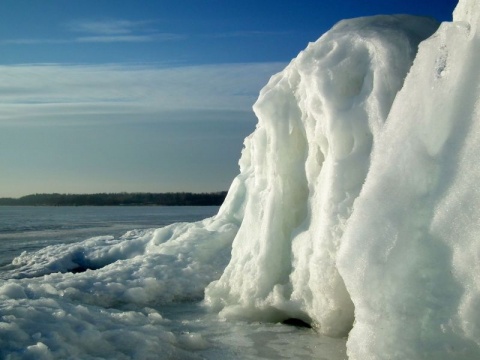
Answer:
xmin=0 ymin=192 xmax=228 ymax=206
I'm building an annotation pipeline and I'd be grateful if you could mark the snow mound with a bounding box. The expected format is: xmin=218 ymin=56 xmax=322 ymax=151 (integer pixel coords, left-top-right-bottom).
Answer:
xmin=206 ymin=0 xmax=480 ymax=358
xmin=205 ymin=14 xmax=439 ymax=338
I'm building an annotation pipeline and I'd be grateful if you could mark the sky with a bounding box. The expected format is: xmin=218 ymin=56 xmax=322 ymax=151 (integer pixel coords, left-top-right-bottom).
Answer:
xmin=0 ymin=0 xmax=458 ymax=198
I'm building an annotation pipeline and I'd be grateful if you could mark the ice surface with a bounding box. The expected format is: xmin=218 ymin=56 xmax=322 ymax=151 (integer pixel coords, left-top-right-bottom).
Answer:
xmin=3 ymin=0 xmax=480 ymax=358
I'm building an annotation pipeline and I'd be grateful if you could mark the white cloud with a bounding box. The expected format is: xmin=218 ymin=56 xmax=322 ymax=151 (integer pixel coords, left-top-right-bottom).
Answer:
xmin=1 ymin=34 xmax=184 ymax=45
xmin=66 ymin=18 xmax=185 ymax=43
xmin=76 ymin=34 xmax=185 ymax=43
xmin=207 ymin=30 xmax=294 ymax=38
xmin=67 ymin=19 xmax=152 ymax=35
xmin=1 ymin=19 xmax=186 ymax=45
xmin=1 ymin=18 xmax=291 ymax=46
xmin=0 ymin=63 xmax=285 ymax=125
xmin=0 ymin=38 xmax=69 ymax=45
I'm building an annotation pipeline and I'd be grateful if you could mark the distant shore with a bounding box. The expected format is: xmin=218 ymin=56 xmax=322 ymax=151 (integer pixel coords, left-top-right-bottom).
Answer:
xmin=0 ymin=192 xmax=227 ymax=206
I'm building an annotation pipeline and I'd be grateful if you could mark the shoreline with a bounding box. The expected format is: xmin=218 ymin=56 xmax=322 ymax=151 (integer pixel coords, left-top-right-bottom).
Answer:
xmin=0 ymin=192 xmax=227 ymax=207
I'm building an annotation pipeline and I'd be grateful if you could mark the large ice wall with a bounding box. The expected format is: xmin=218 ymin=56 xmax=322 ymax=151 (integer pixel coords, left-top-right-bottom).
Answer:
xmin=205 ymin=15 xmax=439 ymax=336
xmin=207 ymin=0 xmax=480 ymax=358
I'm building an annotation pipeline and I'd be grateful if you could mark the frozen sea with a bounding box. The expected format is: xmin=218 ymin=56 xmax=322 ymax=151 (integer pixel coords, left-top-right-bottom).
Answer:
xmin=0 ymin=206 xmax=218 ymax=268
xmin=0 ymin=206 xmax=347 ymax=359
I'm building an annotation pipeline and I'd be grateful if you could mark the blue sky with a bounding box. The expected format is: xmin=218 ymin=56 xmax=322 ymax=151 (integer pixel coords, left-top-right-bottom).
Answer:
xmin=0 ymin=0 xmax=458 ymax=197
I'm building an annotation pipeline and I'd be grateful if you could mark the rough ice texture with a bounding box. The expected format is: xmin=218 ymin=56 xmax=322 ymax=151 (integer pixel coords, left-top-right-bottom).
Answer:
xmin=453 ymin=0 xmax=480 ymax=26
xmin=0 ymin=216 xmax=239 ymax=359
xmin=205 ymin=14 xmax=439 ymax=339
xmin=338 ymin=1 xmax=480 ymax=358
xmin=205 ymin=0 xmax=480 ymax=358
xmin=206 ymin=0 xmax=480 ymax=360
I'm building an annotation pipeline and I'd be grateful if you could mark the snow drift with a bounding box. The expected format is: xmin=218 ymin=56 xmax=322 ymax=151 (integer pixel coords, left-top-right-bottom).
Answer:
xmin=2 ymin=0 xmax=480 ymax=358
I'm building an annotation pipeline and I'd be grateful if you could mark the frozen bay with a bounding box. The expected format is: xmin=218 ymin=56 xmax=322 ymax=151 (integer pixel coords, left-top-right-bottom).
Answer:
xmin=0 ymin=206 xmax=219 ymax=268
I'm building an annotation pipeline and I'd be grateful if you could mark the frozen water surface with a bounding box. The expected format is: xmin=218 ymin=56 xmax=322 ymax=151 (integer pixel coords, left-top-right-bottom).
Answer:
xmin=161 ymin=303 xmax=347 ymax=360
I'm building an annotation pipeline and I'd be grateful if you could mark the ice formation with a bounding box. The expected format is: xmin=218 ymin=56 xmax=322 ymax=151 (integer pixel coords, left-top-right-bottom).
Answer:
xmin=338 ymin=1 xmax=480 ymax=358
xmin=208 ymin=0 xmax=480 ymax=357
xmin=205 ymin=14 xmax=439 ymax=337
xmin=2 ymin=0 xmax=480 ymax=358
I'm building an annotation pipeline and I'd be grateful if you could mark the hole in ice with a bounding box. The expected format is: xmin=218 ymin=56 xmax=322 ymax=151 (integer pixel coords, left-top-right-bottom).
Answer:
xmin=67 ymin=251 xmax=107 ymax=274
xmin=281 ymin=318 xmax=312 ymax=328
xmin=69 ymin=264 xmax=103 ymax=274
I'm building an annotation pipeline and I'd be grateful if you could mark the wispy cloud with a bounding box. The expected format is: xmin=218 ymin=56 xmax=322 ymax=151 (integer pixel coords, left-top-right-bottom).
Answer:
xmin=0 ymin=38 xmax=69 ymax=45
xmin=76 ymin=34 xmax=185 ymax=43
xmin=67 ymin=19 xmax=152 ymax=35
xmin=0 ymin=62 xmax=285 ymax=125
xmin=206 ymin=30 xmax=294 ymax=38
xmin=66 ymin=18 xmax=186 ymax=43
xmin=0 ymin=18 xmax=292 ymax=46
xmin=1 ymin=18 xmax=186 ymax=45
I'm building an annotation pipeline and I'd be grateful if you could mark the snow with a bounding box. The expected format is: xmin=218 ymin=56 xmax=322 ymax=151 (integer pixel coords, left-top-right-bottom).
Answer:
xmin=0 ymin=217 xmax=239 ymax=359
xmin=2 ymin=0 xmax=480 ymax=358
xmin=338 ymin=1 xmax=480 ymax=358
xmin=207 ymin=0 xmax=480 ymax=357
xmin=205 ymin=14 xmax=439 ymax=338
xmin=1 ymin=217 xmax=238 ymax=306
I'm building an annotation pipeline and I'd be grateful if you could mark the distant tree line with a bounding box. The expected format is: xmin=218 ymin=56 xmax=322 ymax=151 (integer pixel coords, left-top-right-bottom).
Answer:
xmin=0 ymin=192 xmax=228 ymax=206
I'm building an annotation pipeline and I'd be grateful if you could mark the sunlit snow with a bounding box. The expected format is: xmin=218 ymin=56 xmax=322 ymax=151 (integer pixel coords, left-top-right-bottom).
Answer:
xmin=205 ymin=15 xmax=439 ymax=340
xmin=2 ymin=0 xmax=480 ymax=359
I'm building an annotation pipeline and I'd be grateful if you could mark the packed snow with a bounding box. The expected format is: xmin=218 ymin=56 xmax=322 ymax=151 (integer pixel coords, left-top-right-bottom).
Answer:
xmin=338 ymin=1 xmax=480 ymax=358
xmin=2 ymin=0 xmax=480 ymax=358
xmin=205 ymin=15 xmax=439 ymax=340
